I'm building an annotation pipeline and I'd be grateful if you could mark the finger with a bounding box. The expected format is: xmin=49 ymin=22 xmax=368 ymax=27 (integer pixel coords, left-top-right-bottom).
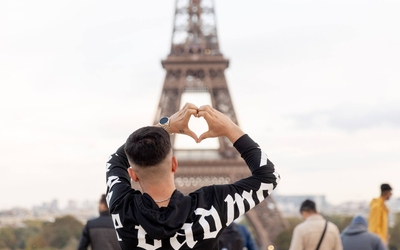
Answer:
xmin=184 ymin=102 xmax=198 ymax=110
xmin=197 ymin=110 xmax=213 ymax=124
xmin=185 ymin=129 xmax=199 ymax=142
xmin=198 ymin=105 xmax=210 ymax=115
xmin=185 ymin=107 xmax=198 ymax=117
xmin=198 ymin=131 xmax=213 ymax=142
xmin=198 ymin=104 xmax=212 ymax=110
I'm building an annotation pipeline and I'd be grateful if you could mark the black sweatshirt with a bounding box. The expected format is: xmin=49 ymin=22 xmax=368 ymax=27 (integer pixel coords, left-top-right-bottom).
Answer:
xmin=106 ymin=134 xmax=280 ymax=250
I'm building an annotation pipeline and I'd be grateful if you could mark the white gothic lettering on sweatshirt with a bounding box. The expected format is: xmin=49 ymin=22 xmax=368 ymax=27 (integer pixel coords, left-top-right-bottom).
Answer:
xmin=224 ymin=182 xmax=273 ymax=225
xmin=108 ymin=180 xmax=272 ymax=249
xmin=111 ymin=213 xmax=123 ymax=241
xmin=135 ymin=225 xmax=162 ymax=250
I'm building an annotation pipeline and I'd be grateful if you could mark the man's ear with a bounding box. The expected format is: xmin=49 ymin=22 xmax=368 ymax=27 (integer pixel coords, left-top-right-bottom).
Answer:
xmin=128 ymin=167 xmax=139 ymax=182
xmin=171 ymin=156 xmax=178 ymax=173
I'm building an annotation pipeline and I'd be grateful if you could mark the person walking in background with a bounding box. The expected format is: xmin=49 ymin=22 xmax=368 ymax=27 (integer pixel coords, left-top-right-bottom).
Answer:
xmin=288 ymin=199 xmax=342 ymax=250
xmin=219 ymin=221 xmax=258 ymax=250
xmin=369 ymin=183 xmax=393 ymax=246
xmin=105 ymin=103 xmax=280 ymax=250
xmin=218 ymin=222 xmax=257 ymax=250
xmin=77 ymin=194 xmax=119 ymax=250
xmin=218 ymin=222 xmax=244 ymax=250
xmin=236 ymin=223 xmax=258 ymax=250
xmin=341 ymin=215 xmax=386 ymax=250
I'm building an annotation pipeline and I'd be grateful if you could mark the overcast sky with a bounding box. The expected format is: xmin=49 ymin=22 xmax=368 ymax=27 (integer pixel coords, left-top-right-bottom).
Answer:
xmin=1 ymin=0 xmax=399 ymax=210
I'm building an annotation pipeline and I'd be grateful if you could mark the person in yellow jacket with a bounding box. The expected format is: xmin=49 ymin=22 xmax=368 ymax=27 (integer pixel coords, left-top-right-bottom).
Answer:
xmin=368 ymin=183 xmax=393 ymax=245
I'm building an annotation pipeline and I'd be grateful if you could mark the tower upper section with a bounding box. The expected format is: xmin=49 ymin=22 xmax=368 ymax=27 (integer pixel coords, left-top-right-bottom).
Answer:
xmin=169 ymin=0 xmax=221 ymax=57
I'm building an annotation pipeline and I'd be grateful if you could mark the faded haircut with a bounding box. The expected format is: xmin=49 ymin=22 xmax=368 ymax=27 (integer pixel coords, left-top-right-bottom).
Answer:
xmin=124 ymin=126 xmax=171 ymax=167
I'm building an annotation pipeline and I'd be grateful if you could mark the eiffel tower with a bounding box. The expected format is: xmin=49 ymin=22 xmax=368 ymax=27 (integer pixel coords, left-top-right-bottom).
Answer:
xmin=153 ymin=0 xmax=288 ymax=248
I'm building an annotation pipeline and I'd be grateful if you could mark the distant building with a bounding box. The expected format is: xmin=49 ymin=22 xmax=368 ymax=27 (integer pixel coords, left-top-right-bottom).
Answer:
xmin=273 ymin=194 xmax=328 ymax=217
xmin=66 ymin=199 xmax=79 ymax=211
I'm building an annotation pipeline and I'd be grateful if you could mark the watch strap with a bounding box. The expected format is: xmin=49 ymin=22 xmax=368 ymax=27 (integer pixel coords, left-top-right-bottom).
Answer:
xmin=159 ymin=116 xmax=171 ymax=134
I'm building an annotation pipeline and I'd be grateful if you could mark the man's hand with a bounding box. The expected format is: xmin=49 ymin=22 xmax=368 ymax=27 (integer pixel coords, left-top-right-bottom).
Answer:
xmin=197 ymin=105 xmax=244 ymax=143
xmin=169 ymin=102 xmax=199 ymax=142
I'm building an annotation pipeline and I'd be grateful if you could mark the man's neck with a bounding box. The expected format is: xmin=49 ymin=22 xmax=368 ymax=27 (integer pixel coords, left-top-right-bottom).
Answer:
xmin=99 ymin=210 xmax=110 ymax=215
xmin=303 ymin=211 xmax=318 ymax=220
xmin=141 ymin=181 xmax=176 ymax=207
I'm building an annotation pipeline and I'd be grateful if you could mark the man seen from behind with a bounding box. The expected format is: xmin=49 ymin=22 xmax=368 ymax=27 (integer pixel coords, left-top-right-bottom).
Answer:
xmin=105 ymin=103 xmax=280 ymax=250
xmin=288 ymin=199 xmax=342 ymax=250
xmin=78 ymin=194 xmax=120 ymax=250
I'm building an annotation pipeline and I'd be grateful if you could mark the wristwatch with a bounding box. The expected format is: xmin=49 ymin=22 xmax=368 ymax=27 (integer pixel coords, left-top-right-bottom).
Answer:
xmin=158 ymin=116 xmax=171 ymax=134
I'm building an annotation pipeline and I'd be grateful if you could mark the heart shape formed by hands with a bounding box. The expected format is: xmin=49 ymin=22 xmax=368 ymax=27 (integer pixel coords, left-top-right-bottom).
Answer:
xmin=170 ymin=102 xmax=240 ymax=144
xmin=174 ymin=115 xmax=219 ymax=148
xmin=188 ymin=115 xmax=209 ymax=139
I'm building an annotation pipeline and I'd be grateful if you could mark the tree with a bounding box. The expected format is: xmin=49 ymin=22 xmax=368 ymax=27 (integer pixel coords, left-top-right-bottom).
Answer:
xmin=389 ymin=212 xmax=400 ymax=249
xmin=25 ymin=235 xmax=47 ymax=250
xmin=0 ymin=227 xmax=17 ymax=250
xmin=323 ymin=214 xmax=352 ymax=232
xmin=42 ymin=215 xmax=83 ymax=249
xmin=274 ymin=217 xmax=301 ymax=250
xmin=16 ymin=220 xmax=43 ymax=249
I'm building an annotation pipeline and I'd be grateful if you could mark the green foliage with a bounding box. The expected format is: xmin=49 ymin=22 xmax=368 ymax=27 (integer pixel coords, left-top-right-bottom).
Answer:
xmin=322 ymin=214 xmax=353 ymax=232
xmin=42 ymin=215 xmax=83 ymax=249
xmin=389 ymin=212 xmax=400 ymax=249
xmin=14 ymin=221 xmax=44 ymax=249
xmin=0 ymin=215 xmax=83 ymax=250
xmin=275 ymin=226 xmax=295 ymax=250
xmin=274 ymin=216 xmax=301 ymax=250
xmin=22 ymin=220 xmax=44 ymax=232
xmin=25 ymin=235 xmax=47 ymax=250
xmin=0 ymin=227 xmax=18 ymax=249
xmin=286 ymin=217 xmax=302 ymax=226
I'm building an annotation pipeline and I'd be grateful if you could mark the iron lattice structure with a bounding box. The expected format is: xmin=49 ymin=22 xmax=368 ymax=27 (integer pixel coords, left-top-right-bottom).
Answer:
xmin=153 ymin=0 xmax=289 ymax=248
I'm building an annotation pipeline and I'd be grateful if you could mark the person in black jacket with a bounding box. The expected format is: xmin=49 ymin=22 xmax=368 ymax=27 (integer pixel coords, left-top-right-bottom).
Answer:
xmin=77 ymin=194 xmax=120 ymax=250
xmin=106 ymin=103 xmax=280 ymax=250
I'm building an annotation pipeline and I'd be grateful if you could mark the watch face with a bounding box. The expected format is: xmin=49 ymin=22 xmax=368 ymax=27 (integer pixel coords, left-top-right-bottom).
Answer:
xmin=159 ymin=117 xmax=169 ymax=125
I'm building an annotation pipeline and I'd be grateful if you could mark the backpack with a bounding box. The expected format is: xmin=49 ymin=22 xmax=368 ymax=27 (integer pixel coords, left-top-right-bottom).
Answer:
xmin=218 ymin=223 xmax=244 ymax=250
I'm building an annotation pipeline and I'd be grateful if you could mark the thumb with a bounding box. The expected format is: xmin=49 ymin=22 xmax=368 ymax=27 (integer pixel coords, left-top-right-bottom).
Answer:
xmin=198 ymin=131 xmax=213 ymax=143
xmin=185 ymin=128 xmax=199 ymax=143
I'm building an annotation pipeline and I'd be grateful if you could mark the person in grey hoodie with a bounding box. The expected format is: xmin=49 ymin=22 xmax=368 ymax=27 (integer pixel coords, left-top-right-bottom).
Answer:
xmin=341 ymin=215 xmax=386 ymax=250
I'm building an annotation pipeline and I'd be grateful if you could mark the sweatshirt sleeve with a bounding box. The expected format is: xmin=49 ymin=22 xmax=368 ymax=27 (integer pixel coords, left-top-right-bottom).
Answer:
xmin=105 ymin=144 xmax=133 ymax=212
xmin=201 ymin=134 xmax=280 ymax=226
xmin=234 ymin=134 xmax=279 ymax=187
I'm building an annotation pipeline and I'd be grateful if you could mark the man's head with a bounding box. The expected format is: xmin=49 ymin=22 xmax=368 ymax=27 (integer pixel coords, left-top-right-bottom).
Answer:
xmin=124 ymin=126 xmax=176 ymax=184
xmin=351 ymin=215 xmax=367 ymax=227
xmin=299 ymin=199 xmax=317 ymax=220
xmin=380 ymin=183 xmax=393 ymax=200
xmin=99 ymin=194 xmax=109 ymax=213
xmin=125 ymin=126 xmax=171 ymax=166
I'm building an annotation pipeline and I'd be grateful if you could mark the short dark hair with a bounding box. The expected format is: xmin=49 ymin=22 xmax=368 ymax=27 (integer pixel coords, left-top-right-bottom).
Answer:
xmin=124 ymin=126 xmax=171 ymax=167
xmin=381 ymin=183 xmax=392 ymax=192
xmin=300 ymin=199 xmax=317 ymax=213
